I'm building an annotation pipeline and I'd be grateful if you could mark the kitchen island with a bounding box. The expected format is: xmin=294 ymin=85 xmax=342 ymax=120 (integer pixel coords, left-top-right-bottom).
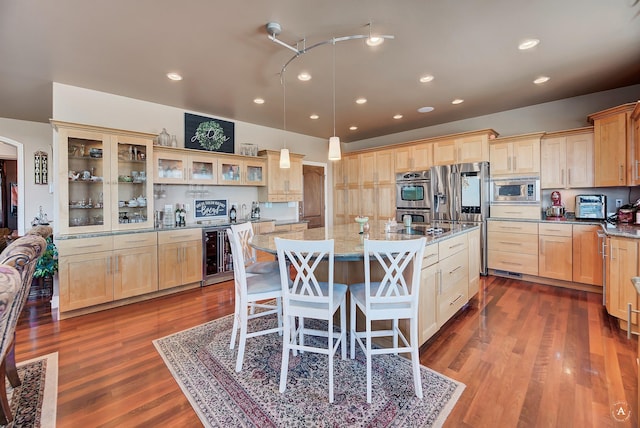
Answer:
xmin=251 ymin=220 xmax=481 ymax=345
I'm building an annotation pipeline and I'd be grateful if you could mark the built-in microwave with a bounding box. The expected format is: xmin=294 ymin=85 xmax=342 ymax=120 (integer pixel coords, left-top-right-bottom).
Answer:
xmin=490 ymin=176 xmax=540 ymax=205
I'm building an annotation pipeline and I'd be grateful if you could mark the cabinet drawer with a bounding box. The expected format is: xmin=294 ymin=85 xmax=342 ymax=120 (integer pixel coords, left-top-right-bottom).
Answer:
xmin=113 ymin=232 xmax=157 ymax=249
xmin=490 ymin=205 xmax=541 ymax=220
xmin=290 ymin=223 xmax=308 ymax=231
xmin=158 ymin=228 xmax=202 ymax=244
xmin=488 ymin=220 xmax=538 ymax=235
xmin=488 ymin=232 xmax=538 ymax=255
xmin=439 ymin=234 xmax=467 ymax=260
xmin=57 ymin=236 xmax=113 ymax=256
xmin=422 ymin=244 xmax=439 ymax=267
xmin=274 ymin=224 xmax=290 ymax=232
xmin=488 ymin=250 xmax=538 ymax=275
xmin=439 ymin=249 xmax=469 ymax=287
xmin=539 ymin=223 xmax=572 ymax=237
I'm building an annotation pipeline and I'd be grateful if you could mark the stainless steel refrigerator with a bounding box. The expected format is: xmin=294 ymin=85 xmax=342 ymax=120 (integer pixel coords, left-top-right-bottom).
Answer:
xmin=431 ymin=161 xmax=490 ymax=275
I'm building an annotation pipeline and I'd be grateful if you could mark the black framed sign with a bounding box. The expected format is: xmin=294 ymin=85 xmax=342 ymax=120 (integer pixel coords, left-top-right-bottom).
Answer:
xmin=185 ymin=113 xmax=234 ymax=154
xmin=194 ymin=199 xmax=228 ymax=220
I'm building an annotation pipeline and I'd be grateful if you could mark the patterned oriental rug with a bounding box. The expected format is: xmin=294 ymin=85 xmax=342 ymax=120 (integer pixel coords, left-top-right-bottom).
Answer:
xmin=154 ymin=314 xmax=464 ymax=427
xmin=2 ymin=352 xmax=58 ymax=428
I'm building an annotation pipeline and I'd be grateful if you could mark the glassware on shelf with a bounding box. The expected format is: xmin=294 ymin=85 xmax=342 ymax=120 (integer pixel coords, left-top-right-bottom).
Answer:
xmin=157 ymin=128 xmax=170 ymax=146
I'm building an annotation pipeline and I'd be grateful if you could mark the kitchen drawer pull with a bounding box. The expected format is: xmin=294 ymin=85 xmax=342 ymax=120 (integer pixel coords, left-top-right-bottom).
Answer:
xmin=74 ymin=244 xmax=102 ymax=249
xmin=502 ymin=261 xmax=522 ymax=266
xmin=447 ymin=243 xmax=465 ymax=249
xmin=504 ymin=211 xmax=521 ymax=214
xmin=449 ymin=265 xmax=463 ymax=275
xmin=499 ymin=226 xmax=523 ymax=230
xmin=499 ymin=241 xmax=521 ymax=245
xmin=450 ymin=294 xmax=463 ymax=305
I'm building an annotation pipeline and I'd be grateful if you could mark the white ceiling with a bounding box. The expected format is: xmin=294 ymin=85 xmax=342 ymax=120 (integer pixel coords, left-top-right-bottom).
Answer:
xmin=1 ymin=1 xmax=639 ymax=143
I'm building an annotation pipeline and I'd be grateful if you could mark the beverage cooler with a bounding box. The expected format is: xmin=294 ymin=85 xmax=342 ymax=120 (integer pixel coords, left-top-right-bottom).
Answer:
xmin=202 ymin=227 xmax=234 ymax=285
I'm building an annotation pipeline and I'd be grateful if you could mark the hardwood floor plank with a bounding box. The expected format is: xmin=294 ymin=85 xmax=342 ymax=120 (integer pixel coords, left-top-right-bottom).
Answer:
xmin=13 ymin=276 xmax=638 ymax=427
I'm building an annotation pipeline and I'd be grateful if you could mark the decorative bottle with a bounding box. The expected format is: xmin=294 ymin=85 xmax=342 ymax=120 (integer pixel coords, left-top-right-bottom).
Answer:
xmin=157 ymin=128 xmax=170 ymax=147
xmin=175 ymin=203 xmax=182 ymax=227
xmin=179 ymin=204 xmax=186 ymax=227
xmin=229 ymin=204 xmax=237 ymax=223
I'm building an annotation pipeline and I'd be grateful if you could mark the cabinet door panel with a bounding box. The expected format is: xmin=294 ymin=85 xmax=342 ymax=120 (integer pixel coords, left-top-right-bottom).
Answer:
xmin=572 ymin=225 xmax=602 ymax=286
xmin=113 ymin=246 xmax=158 ymax=299
xmin=540 ymin=137 xmax=565 ymax=188
xmin=419 ymin=264 xmax=438 ymax=345
xmin=59 ymin=252 xmax=112 ymax=311
xmin=489 ymin=143 xmax=512 ymax=175
xmin=183 ymin=241 xmax=204 ymax=285
xmin=594 ymin=114 xmax=627 ymax=186
xmin=158 ymin=242 xmax=183 ymax=290
xmin=607 ymin=238 xmax=638 ymax=320
xmin=513 ymin=140 xmax=540 ymax=173
xmin=566 ymin=133 xmax=594 ymax=188
xmin=538 ymin=235 xmax=572 ymax=281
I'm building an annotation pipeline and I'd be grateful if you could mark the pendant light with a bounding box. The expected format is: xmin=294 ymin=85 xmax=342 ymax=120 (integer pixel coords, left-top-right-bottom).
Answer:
xmin=328 ymin=39 xmax=342 ymax=161
xmin=279 ymin=73 xmax=291 ymax=168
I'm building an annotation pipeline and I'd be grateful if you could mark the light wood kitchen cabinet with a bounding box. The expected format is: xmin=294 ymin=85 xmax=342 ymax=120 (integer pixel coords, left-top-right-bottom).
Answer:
xmin=273 ymin=222 xmax=308 ymax=232
xmin=158 ymin=229 xmax=203 ymax=290
xmin=57 ymin=232 xmax=158 ymax=312
xmin=538 ymin=223 xmax=572 ymax=281
xmin=606 ymin=236 xmax=638 ymax=323
xmin=541 ymin=128 xmax=594 ymax=189
xmin=489 ymin=133 xmax=542 ymax=176
xmin=588 ymin=103 xmax=635 ymax=187
xmin=629 ymin=102 xmax=640 ymax=186
xmin=257 ymin=150 xmax=303 ymax=201
xmin=360 ymin=149 xmax=395 ymax=185
xmin=53 ymin=121 xmax=155 ymax=235
xmin=394 ymin=142 xmax=432 ymax=172
xmin=419 ymin=263 xmax=438 ymax=345
xmin=218 ymin=156 xmax=267 ymax=187
xmin=433 ymin=134 xmax=490 ymax=166
xmin=488 ymin=220 xmax=539 ymax=275
xmin=437 ymin=238 xmax=469 ymax=327
xmin=154 ymin=147 xmax=219 ymax=185
xmin=468 ymin=228 xmax=481 ymax=297
xmin=490 ymin=204 xmax=541 ymax=220
xmin=359 ymin=149 xmax=396 ymax=221
xmin=572 ymin=224 xmax=602 ymax=286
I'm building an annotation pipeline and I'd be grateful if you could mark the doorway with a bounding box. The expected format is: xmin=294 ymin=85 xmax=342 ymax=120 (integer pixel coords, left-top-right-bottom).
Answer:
xmin=301 ymin=164 xmax=325 ymax=229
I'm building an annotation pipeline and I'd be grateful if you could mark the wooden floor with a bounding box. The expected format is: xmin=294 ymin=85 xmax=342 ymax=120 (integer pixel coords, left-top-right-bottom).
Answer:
xmin=16 ymin=275 xmax=638 ymax=427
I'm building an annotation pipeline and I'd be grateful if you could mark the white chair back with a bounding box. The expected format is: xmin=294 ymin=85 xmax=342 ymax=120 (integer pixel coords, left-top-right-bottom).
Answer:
xmin=226 ymin=229 xmax=247 ymax=297
xmin=275 ymin=238 xmax=334 ymax=309
xmin=363 ymin=237 xmax=427 ymax=316
xmin=229 ymin=222 xmax=259 ymax=266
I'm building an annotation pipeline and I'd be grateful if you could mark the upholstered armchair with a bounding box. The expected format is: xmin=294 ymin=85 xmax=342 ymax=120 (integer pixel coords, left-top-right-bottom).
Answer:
xmin=0 ymin=233 xmax=48 ymax=423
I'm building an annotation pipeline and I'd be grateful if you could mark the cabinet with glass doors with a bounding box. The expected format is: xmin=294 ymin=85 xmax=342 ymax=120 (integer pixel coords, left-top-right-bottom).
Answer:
xmin=53 ymin=121 xmax=155 ymax=234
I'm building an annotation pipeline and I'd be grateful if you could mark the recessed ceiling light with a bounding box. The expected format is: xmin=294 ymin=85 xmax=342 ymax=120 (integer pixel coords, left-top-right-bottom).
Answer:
xmin=518 ymin=39 xmax=540 ymax=50
xmin=533 ymin=76 xmax=550 ymax=84
xmin=253 ymin=98 xmax=265 ymax=104
xmin=452 ymin=99 xmax=464 ymax=105
xmin=310 ymin=114 xmax=319 ymax=120
xmin=298 ymin=72 xmax=312 ymax=81
xmin=366 ymin=36 xmax=384 ymax=47
xmin=419 ymin=75 xmax=434 ymax=83
xmin=417 ymin=106 xmax=434 ymax=113
xmin=355 ymin=98 xmax=367 ymax=104
xmin=393 ymin=114 xmax=403 ymax=119
xmin=166 ymin=72 xmax=183 ymax=81
xmin=349 ymin=126 xmax=358 ymax=131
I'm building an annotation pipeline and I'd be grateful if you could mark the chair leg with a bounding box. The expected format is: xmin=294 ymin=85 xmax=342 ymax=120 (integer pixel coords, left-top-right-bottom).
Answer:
xmin=0 ymin=358 xmax=12 ymax=425
xmin=350 ymin=300 xmax=356 ymax=359
xmin=366 ymin=318 xmax=373 ymax=404
xmin=229 ymin=298 xmax=240 ymax=350
xmin=276 ymin=297 xmax=283 ymax=336
xmin=6 ymin=337 xmax=20 ymax=388
xmin=328 ymin=315 xmax=334 ymax=403
xmin=393 ymin=318 xmax=399 ymax=355
xmin=235 ymin=308 xmax=249 ymax=372
xmin=279 ymin=315 xmax=291 ymax=393
xmin=411 ymin=318 xmax=423 ymax=399
xmin=340 ymin=302 xmax=347 ymax=360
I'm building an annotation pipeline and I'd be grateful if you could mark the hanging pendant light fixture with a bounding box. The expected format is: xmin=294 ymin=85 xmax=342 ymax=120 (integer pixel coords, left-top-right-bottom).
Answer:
xmin=328 ymin=39 xmax=342 ymax=161
xmin=279 ymin=73 xmax=291 ymax=168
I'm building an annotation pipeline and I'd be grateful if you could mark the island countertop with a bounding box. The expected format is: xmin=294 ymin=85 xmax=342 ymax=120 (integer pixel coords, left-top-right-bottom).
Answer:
xmin=250 ymin=220 xmax=479 ymax=261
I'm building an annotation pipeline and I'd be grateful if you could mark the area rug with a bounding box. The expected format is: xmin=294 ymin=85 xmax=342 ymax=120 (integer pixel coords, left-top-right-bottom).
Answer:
xmin=154 ymin=314 xmax=464 ymax=427
xmin=2 ymin=352 xmax=58 ymax=428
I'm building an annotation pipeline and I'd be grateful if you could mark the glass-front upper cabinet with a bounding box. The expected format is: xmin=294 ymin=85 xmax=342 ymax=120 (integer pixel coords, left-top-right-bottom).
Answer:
xmin=153 ymin=149 xmax=187 ymax=184
xmin=112 ymin=134 xmax=154 ymax=230
xmin=218 ymin=157 xmax=266 ymax=186
xmin=244 ymin=158 xmax=266 ymax=186
xmin=187 ymin=154 xmax=217 ymax=184
xmin=54 ymin=121 xmax=155 ymax=234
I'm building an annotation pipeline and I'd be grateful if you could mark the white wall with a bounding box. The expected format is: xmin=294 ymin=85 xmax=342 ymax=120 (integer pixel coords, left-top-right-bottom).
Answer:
xmin=348 ymin=84 xmax=640 ymax=151
xmin=0 ymin=118 xmax=53 ymax=234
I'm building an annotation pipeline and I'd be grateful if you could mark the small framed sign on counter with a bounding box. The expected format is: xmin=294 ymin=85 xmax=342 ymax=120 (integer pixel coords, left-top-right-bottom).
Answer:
xmin=194 ymin=199 xmax=228 ymax=221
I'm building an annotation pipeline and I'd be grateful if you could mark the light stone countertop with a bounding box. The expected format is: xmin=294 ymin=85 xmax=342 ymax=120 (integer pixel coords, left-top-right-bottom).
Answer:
xmin=250 ymin=220 xmax=479 ymax=261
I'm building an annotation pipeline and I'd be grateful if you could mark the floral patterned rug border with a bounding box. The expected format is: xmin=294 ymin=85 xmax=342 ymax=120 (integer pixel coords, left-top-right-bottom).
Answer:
xmin=153 ymin=314 xmax=464 ymax=427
